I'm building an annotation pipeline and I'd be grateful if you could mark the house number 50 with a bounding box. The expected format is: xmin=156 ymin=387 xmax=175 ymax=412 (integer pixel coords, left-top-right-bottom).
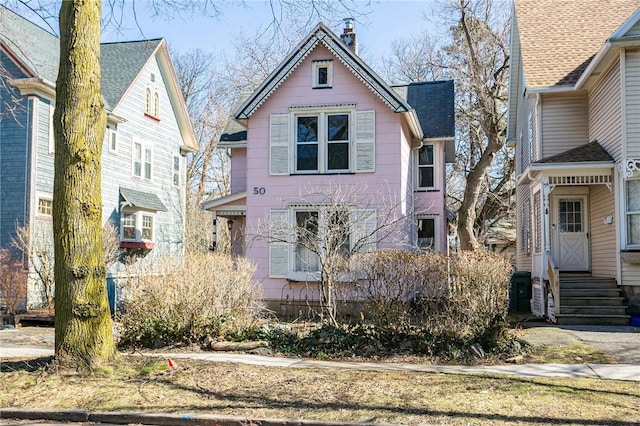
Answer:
xmin=253 ymin=187 xmax=266 ymax=195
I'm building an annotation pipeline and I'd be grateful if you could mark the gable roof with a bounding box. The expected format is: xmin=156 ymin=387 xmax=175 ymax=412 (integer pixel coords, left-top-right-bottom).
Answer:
xmin=100 ymin=39 xmax=163 ymax=109
xmin=0 ymin=5 xmax=59 ymax=82
xmin=534 ymin=141 xmax=614 ymax=165
xmin=514 ymin=0 xmax=640 ymax=89
xmin=234 ymin=22 xmax=415 ymax=121
xmin=0 ymin=5 xmax=197 ymax=152
xmin=393 ymin=80 xmax=455 ymax=139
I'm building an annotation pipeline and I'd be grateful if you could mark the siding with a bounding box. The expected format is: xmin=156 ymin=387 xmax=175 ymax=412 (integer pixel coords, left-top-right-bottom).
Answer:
xmin=623 ymin=20 xmax=640 ymax=38
xmin=589 ymin=184 xmax=616 ymax=277
xmin=0 ymin=51 xmax=30 ymax=251
xmin=541 ymin=94 xmax=589 ymax=158
xmin=515 ymin=96 xmax=536 ymax=174
xmin=515 ymin=183 xmax=531 ymax=271
xmin=621 ymin=263 xmax=640 ymax=286
xmin=230 ymin=148 xmax=247 ymax=193
xmin=102 ymin=52 xmax=187 ymax=277
xmin=589 ymin=59 xmax=622 ymax=161
xmin=625 ymin=49 xmax=640 ymax=159
xmin=34 ymin=98 xmax=55 ymax=194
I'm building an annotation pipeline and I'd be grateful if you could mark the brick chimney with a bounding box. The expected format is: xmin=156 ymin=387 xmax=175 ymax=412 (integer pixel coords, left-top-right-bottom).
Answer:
xmin=340 ymin=18 xmax=358 ymax=54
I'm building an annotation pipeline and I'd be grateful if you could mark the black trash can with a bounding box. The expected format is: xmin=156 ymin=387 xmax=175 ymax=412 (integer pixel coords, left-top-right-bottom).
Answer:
xmin=509 ymin=271 xmax=532 ymax=312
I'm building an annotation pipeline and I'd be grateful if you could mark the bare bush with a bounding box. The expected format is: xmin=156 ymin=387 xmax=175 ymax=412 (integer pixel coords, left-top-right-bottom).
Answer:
xmin=118 ymin=253 xmax=263 ymax=348
xmin=103 ymin=221 xmax=121 ymax=267
xmin=353 ymin=251 xmax=448 ymax=324
xmin=356 ymin=250 xmax=512 ymax=345
xmin=11 ymin=223 xmax=54 ymax=309
xmin=0 ymin=250 xmax=27 ymax=314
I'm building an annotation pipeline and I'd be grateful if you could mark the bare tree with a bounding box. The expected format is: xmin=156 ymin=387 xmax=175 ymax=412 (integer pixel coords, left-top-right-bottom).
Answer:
xmin=255 ymin=183 xmax=409 ymax=324
xmin=11 ymin=223 xmax=54 ymax=309
xmin=384 ymin=0 xmax=512 ymax=251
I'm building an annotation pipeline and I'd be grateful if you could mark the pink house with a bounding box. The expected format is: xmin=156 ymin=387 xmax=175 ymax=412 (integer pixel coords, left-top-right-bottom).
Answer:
xmin=203 ymin=20 xmax=454 ymax=306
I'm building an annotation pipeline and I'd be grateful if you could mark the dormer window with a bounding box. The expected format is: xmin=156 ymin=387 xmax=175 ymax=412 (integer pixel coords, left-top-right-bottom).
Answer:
xmin=313 ymin=60 xmax=333 ymax=88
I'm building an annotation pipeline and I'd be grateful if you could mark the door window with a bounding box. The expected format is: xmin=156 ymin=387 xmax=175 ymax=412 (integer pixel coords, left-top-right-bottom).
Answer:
xmin=559 ymin=200 xmax=582 ymax=233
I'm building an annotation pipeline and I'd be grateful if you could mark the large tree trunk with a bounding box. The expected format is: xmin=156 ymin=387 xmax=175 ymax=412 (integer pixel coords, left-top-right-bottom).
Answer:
xmin=53 ymin=0 xmax=116 ymax=367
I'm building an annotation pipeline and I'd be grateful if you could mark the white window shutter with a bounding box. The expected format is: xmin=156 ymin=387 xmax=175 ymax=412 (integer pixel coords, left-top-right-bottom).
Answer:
xmin=269 ymin=209 xmax=290 ymax=277
xmin=355 ymin=110 xmax=375 ymax=173
xmin=270 ymin=114 xmax=290 ymax=175
xmin=351 ymin=209 xmax=377 ymax=252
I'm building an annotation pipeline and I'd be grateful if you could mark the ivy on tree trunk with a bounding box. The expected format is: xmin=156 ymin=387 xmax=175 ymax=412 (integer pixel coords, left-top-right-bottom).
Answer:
xmin=53 ymin=0 xmax=116 ymax=367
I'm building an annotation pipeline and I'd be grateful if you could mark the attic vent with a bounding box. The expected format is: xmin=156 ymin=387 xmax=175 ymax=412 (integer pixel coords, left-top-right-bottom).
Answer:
xmin=150 ymin=73 xmax=156 ymax=82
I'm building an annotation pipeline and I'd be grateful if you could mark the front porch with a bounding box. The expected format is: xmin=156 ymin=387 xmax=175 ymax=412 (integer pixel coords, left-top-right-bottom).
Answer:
xmin=521 ymin=142 xmax=630 ymax=325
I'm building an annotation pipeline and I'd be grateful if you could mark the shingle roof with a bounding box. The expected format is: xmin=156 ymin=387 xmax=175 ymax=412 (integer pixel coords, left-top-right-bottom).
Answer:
xmin=514 ymin=0 xmax=640 ymax=88
xmin=1 ymin=6 xmax=161 ymax=109
xmin=393 ymin=80 xmax=455 ymax=139
xmin=120 ymin=187 xmax=167 ymax=212
xmin=0 ymin=5 xmax=59 ymax=82
xmin=534 ymin=141 xmax=613 ymax=164
xmin=101 ymin=40 xmax=162 ymax=109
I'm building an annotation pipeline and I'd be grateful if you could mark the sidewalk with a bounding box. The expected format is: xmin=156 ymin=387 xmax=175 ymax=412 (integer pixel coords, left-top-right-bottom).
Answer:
xmin=0 ymin=327 xmax=640 ymax=382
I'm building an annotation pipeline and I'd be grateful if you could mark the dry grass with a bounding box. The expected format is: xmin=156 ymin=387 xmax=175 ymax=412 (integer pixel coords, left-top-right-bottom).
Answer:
xmin=1 ymin=355 xmax=638 ymax=426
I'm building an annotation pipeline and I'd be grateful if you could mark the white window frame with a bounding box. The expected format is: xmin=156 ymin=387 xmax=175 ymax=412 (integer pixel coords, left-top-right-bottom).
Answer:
xmin=172 ymin=154 xmax=181 ymax=187
xmin=415 ymin=144 xmax=436 ymax=190
xmin=312 ymin=60 xmax=333 ymax=88
xmin=107 ymin=127 xmax=118 ymax=154
xmin=36 ymin=196 xmax=53 ymax=217
xmin=132 ymin=137 xmax=153 ymax=180
xmin=625 ymin=178 xmax=640 ymax=248
xmin=416 ymin=214 xmax=439 ymax=251
xmin=293 ymin=209 xmax=321 ymax=273
xmin=145 ymin=88 xmax=152 ymax=115
xmin=292 ymin=106 xmax=354 ymax=174
xmin=120 ymin=209 xmax=156 ymax=242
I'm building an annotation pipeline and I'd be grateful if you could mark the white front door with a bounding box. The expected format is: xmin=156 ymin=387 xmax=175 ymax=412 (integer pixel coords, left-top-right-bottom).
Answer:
xmin=554 ymin=196 xmax=590 ymax=271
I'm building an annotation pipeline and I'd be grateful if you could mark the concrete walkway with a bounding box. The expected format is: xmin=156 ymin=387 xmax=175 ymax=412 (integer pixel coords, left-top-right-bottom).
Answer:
xmin=1 ymin=331 xmax=639 ymax=382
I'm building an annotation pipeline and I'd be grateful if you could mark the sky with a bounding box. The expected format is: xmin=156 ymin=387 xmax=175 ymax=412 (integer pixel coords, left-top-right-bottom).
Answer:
xmin=97 ymin=0 xmax=438 ymax=67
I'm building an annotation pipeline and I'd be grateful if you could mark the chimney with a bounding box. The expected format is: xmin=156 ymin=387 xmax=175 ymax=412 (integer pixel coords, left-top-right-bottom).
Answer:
xmin=340 ymin=17 xmax=358 ymax=54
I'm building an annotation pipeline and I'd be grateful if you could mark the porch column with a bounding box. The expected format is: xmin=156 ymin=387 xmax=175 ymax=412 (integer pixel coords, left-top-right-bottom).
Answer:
xmin=210 ymin=212 xmax=217 ymax=251
xmin=542 ymin=181 xmax=551 ymax=253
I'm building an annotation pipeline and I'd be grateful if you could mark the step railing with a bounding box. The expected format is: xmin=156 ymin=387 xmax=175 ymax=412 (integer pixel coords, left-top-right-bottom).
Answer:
xmin=546 ymin=251 xmax=560 ymax=318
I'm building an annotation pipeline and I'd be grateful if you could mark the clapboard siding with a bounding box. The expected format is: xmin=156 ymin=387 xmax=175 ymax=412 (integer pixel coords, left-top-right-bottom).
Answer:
xmin=541 ymin=94 xmax=589 ymax=158
xmin=103 ymin=53 xmax=187 ymax=276
xmin=589 ymin=184 xmax=616 ymax=277
xmin=589 ymin=59 xmax=622 ymax=161
xmin=34 ymin=98 xmax=55 ymax=194
xmin=0 ymin=51 xmax=30 ymax=250
xmin=623 ymin=20 xmax=640 ymax=38
xmin=625 ymin=49 xmax=640 ymax=158
xmin=515 ymin=184 xmax=531 ymax=271
xmin=516 ymin=97 xmax=536 ymax=173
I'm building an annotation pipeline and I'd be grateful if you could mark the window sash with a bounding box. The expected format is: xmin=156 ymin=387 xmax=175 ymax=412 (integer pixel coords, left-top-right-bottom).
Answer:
xmin=122 ymin=213 xmax=136 ymax=240
xmin=141 ymin=214 xmax=153 ymax=240
xmin=417 ymin=217 xmax=436 ymax=250
xmin=417 ymin=145 xmax=435 ymax=189
xmin=295 ymin=211 xmax=320 ymax=272
xmin=37 ymin=199 xmax=53 ymax=216
xmin=626 ymin=179 xmax=640 ymax=246
xmin=173 ymin=155 xmax=180 ymax=186
xmin=295 ymin=113 xmax=351 ymax=173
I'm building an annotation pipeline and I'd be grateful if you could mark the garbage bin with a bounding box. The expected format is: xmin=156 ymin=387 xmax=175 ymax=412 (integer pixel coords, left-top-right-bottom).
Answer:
xmin=509 ymin=271 xmax=532 ymax=312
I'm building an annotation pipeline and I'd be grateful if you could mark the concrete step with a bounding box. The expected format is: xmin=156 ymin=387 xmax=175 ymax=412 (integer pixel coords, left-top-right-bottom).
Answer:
xmin=555 ymin=314 xmax=630 ymax=326
xmin=560 ymin=296 xmax=626 ymax=306
xmin=559 ymin=305 xmax=627 ymax=315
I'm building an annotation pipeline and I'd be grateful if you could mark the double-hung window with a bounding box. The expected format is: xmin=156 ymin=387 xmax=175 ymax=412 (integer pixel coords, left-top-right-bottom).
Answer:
xmin=295 ymin=111 xmax=351 ymax=173
xmin=133 ymin=139 xmax=152 ymax=180
xmin=295 ymin=211 xmax=320 ymax=272
xmin=626 ymin=179 xmax=640 ymax=246
xmin=417 ymin=144 xmax=435 ymax=189
xmin=417 ymin=215 xmax=438 ymax=251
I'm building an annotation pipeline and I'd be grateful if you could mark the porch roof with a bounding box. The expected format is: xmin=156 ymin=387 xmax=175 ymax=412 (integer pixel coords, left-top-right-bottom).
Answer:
xmin=201 ymin=191 xmax=247 ymax=212
xmin=533 ymin=141 xmax=614 ymax=166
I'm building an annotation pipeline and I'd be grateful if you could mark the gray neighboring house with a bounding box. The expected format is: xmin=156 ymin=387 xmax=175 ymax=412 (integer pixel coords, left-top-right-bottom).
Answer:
xmin=0 ymin=6 xmax=197 ymax=310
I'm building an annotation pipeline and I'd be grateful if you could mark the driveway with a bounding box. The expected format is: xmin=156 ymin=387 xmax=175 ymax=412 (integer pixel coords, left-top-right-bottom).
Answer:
xmin=520 ymin=323 xmax=640 ymax=364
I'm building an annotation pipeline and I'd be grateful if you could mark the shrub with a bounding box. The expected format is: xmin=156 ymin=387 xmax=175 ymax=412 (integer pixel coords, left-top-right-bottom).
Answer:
xmin=118 ymin=253 xmax=263 ymax=348
xmin=355 ymin=250 xmax=512 ymax=349
xmin=0 ymin=250 xmax=27 ymax=314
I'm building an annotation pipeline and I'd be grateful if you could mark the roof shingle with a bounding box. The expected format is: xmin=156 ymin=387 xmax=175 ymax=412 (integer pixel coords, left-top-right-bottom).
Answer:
xmin=514 ymin=0 xmax=640 ymax=88
xmin=535 ymin=141 xmax=613 ymax=164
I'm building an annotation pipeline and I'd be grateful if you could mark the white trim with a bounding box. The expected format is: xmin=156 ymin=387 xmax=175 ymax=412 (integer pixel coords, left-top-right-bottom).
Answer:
xmin=131 ymin=136 xmax=153 ymax=181
xmin=312 ymin=59 xmax=333 ymax=88
xmin=107 ymin=127 xmax=118 ymax=154
xmin=414 ymin=143 xmax=438 ymax=191
xmin=415 ymin=214 xmax=440 ymax=252
xmin=48 ymin=103 xmax=55 ymax=154
xmin=120 ymin=209 xmax=157 ymax=242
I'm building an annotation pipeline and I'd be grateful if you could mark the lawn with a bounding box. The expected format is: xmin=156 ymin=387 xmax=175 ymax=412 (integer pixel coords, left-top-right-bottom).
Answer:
xmin=1 ymin=356 xmax=638 ymax=426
